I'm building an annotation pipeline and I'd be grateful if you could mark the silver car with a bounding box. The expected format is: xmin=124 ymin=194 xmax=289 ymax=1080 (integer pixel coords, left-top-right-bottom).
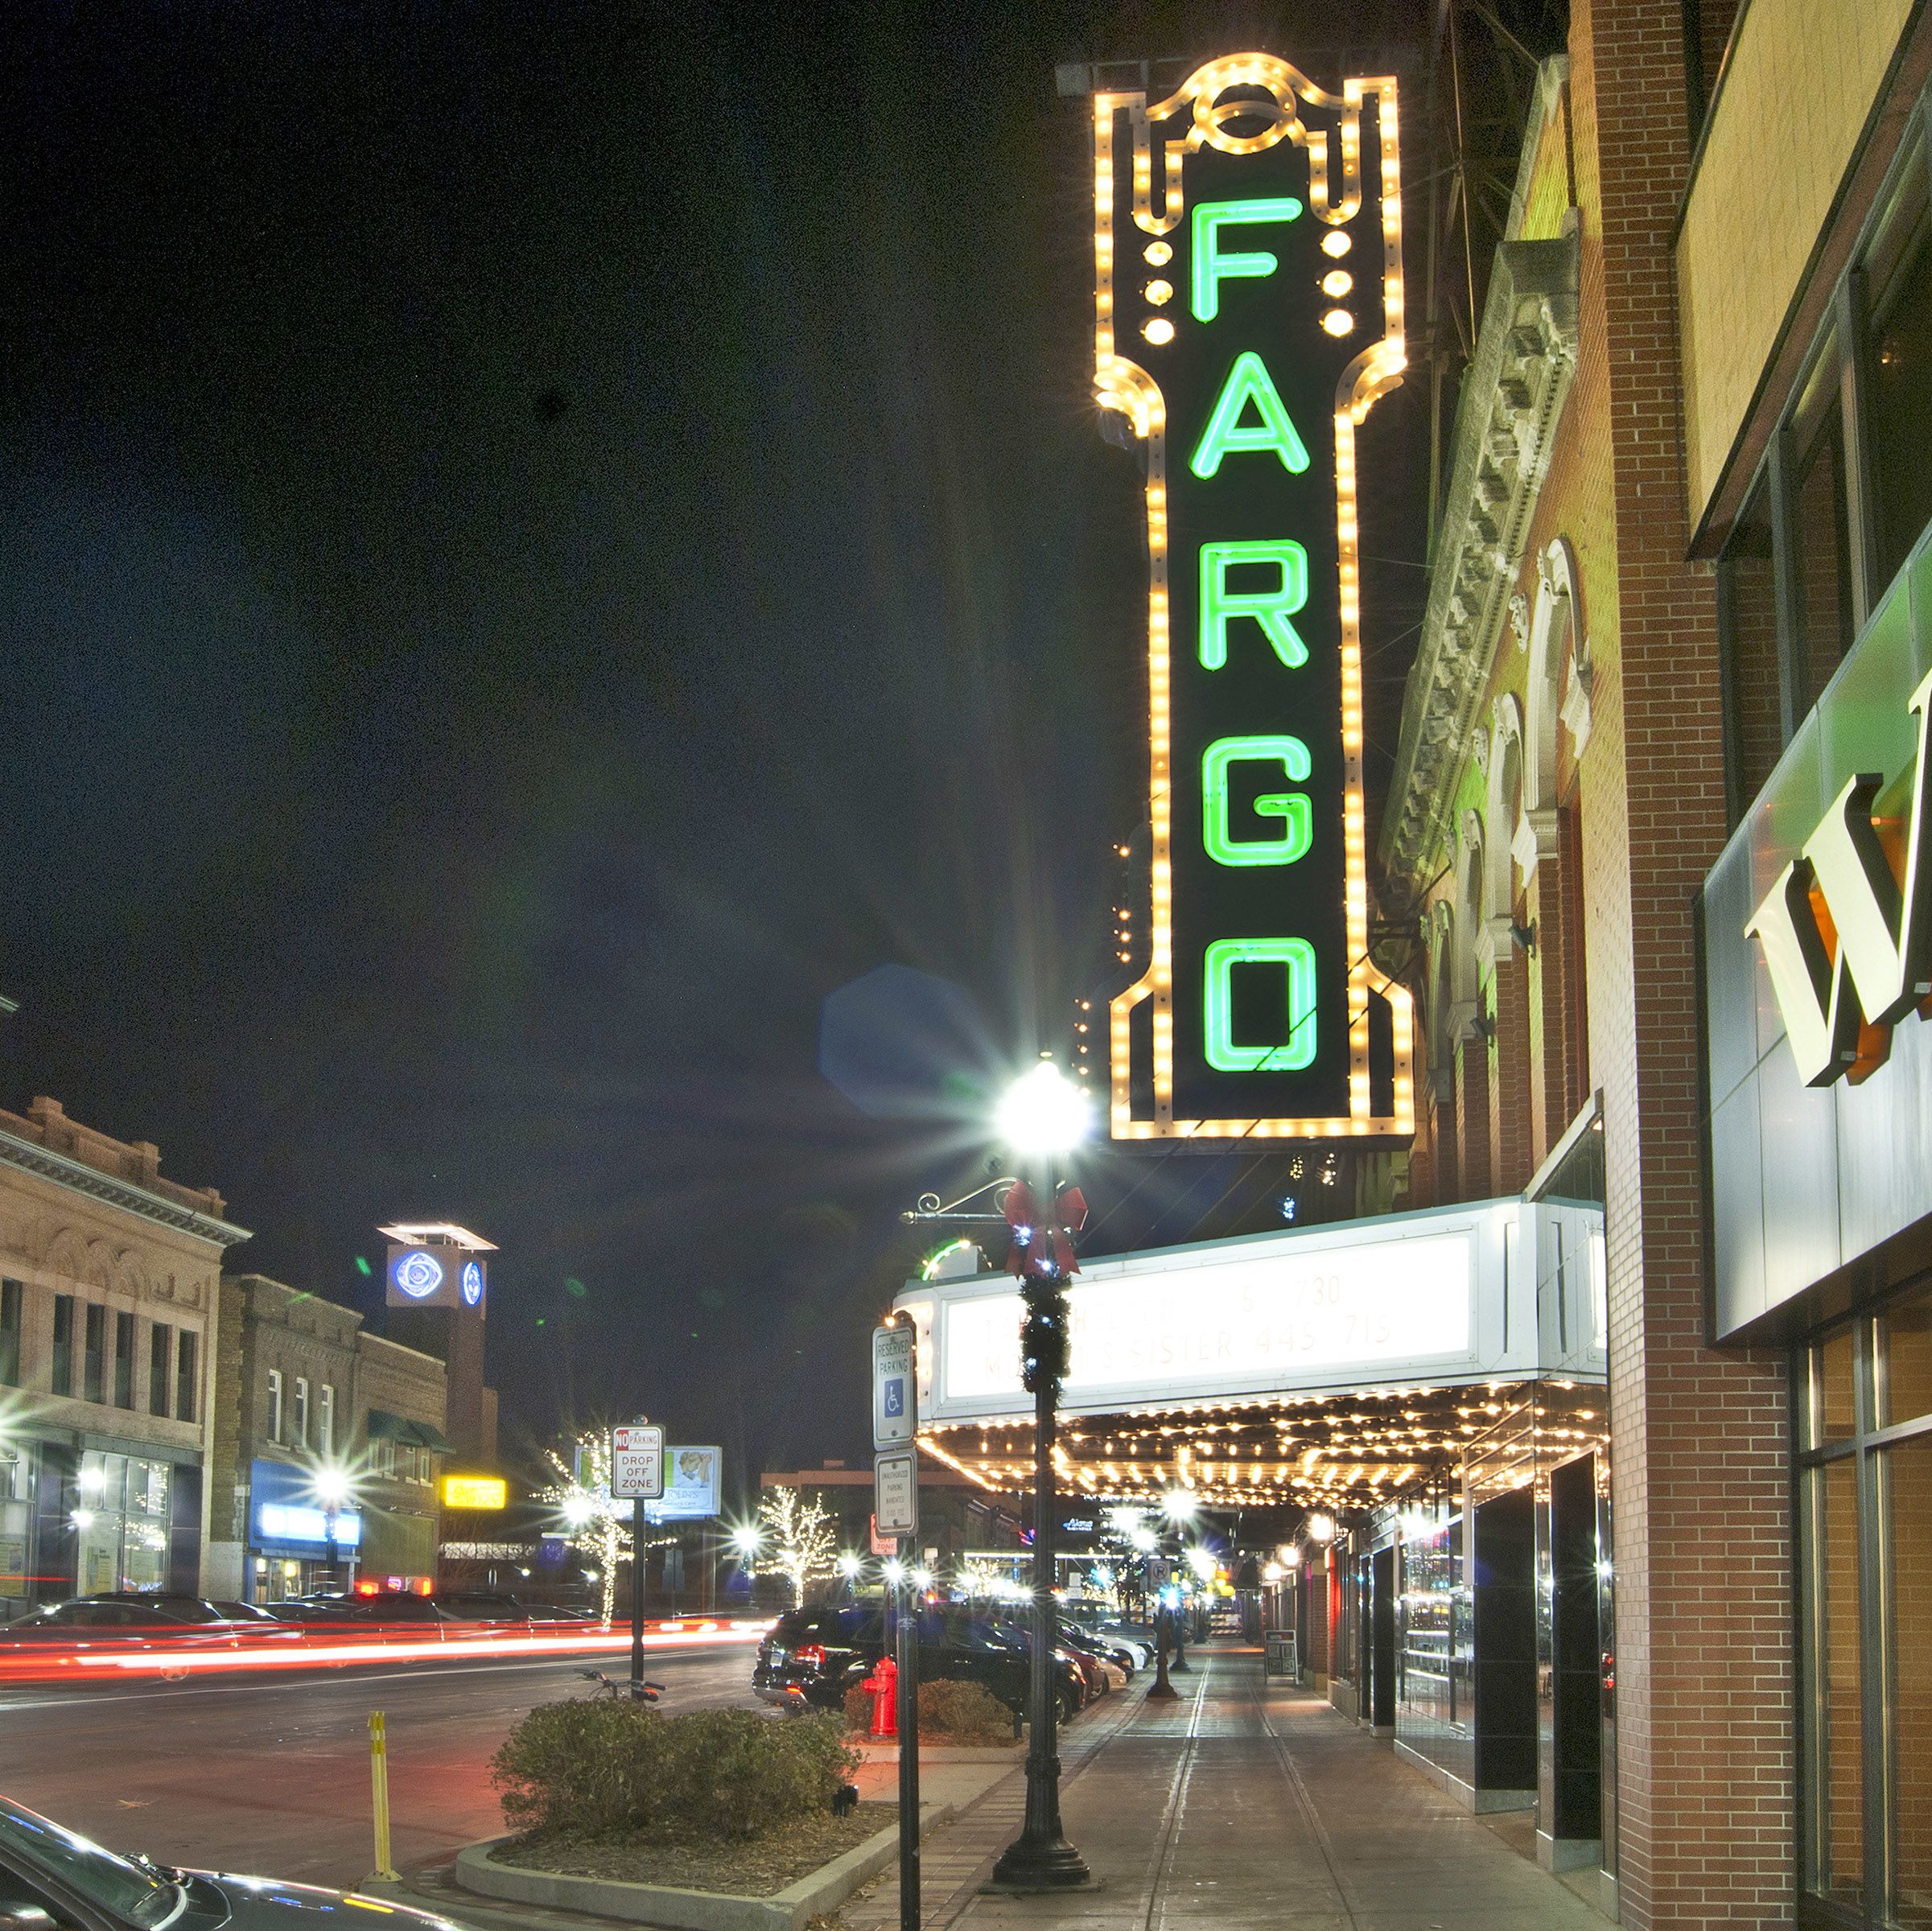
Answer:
xmin=0 ymin=1794 xmax=477 ymax=1929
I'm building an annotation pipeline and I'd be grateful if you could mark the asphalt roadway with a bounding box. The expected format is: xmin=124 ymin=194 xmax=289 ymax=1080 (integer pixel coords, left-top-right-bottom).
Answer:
xmin=0 ymin=1638 xmax=761 ymax=1888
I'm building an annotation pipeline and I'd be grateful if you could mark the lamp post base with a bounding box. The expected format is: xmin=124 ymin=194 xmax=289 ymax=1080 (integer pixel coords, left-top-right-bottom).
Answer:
xmin=986 ymin=1834 xmax=1095 ymax=1892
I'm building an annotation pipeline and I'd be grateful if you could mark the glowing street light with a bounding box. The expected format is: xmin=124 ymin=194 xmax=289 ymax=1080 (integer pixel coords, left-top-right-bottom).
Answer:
xmin=1305 ymin=1512 xmax=1337 ymax=1545
xmin=836 ymin=1552 xmax=862 ymax=1578
xmin=1162 ymin=1488 xmax=1199 ymax=1524
xmin=996 ymin=1059 xmax=1092 ymax=1155
xmin=1130 ymin=1524 xmax=1159 ymax=1554
xmin=731 ymin=1525 xmax=761 ymax=1562
xmin=882 ymin=1558 xmax=904 ymax=1586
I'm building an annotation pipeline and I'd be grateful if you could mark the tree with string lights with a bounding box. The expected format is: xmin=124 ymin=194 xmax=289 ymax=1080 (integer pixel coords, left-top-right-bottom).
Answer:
xmin=755 ymin=1485 xmax=837 ymax=1607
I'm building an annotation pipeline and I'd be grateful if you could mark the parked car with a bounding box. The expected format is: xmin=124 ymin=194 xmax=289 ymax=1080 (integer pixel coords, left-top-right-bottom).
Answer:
xmin=0 ymin=1790 xmax=475 ymax=1928
xmin=753 ymin=1605 xmax=1085 ymax=1721
xmin=0 ymin=1596 xmax=236 ymax=1645
xmin=989 ymin=1619 xmax=1101 ymax=1706
xmin=1058 ymin=1620 xmax=1136 ymax=1679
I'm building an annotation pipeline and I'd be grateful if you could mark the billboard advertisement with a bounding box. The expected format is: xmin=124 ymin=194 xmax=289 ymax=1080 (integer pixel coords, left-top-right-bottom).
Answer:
xmin=648 ymin=1445 xmax=722 ymax=1521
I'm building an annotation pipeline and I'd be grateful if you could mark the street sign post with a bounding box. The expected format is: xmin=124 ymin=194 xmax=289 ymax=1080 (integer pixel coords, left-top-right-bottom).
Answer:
xmin=610 ymin=1423 xmax=664 ymax=1697
xmin=874 ymin=1450 xmax=918 ymax=1538
xmin=871 ymin=1326 xmax=921 ymax=1931
xmin=611 ymin=1423 xmax=665 ymax=1499
xmin=872 ymin=1323 xmax=917 ymax=1450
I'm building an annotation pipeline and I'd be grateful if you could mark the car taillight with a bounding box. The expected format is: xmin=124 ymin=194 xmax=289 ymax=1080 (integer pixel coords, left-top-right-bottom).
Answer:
xmin=795 ymin=1644 xmax=826 ymax=1671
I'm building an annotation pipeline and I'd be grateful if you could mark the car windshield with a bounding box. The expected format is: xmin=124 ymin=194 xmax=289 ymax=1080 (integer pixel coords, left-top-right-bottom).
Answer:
xmin=0 ymin=1797 xmax=181 ymax=1926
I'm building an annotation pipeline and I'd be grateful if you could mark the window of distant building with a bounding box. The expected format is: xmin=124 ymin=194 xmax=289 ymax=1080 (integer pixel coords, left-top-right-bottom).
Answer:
xmin=266 ymin=1368 xmax=283 ymax=1444
xmin=51 ymin=1295 xmax=74 ymax=1397
xmin=175 ymin=1332 xmax=196 ymax=1424
xmin=149 ymin=1324 xmax=171 ymax=1416
xmin=113 ymin=1311 xmax=134 ymax=1410
xmin=82 ymin=1304 xmax=105 ymax=1405
xmin=293 ymin=1377 xmax=309 ymax=1450
xmin=319 ymin=1384 xmax=335 ymax=1455
xmin=0 ymin=1279 xmax=20 ymax=1387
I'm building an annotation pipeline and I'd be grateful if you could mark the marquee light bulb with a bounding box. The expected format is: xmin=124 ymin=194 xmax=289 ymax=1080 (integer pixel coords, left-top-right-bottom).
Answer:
xmin=1321 ymin=309 xmax=1354 ymax=336
xmin=1322 ymin=229 xmax=1351 ymax=257
xmin=1143 ymin=317 xmax=1176 ymax=344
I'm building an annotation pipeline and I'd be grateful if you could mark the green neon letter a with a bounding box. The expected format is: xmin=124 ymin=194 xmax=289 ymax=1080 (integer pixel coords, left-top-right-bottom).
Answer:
xmin=1202 ymin=737 xmax=1312 ymax=867
xmin=1203 ymin=937 xmax=1318 ymax=1073
xmin=1189 ymin=352 xmax=1310 ymax=479
xmin=1200 ymin=541 xmax=1308 ymax=669
xmin=1192 ymin=197 xmax=1304 ymax=321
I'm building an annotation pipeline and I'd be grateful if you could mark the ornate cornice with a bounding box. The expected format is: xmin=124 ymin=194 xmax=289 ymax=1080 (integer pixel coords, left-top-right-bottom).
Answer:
xmin=0 ymin=1126 xmax=252 ymax=1248
xmin=1379 ymin=230 xmax=1580 ymax=903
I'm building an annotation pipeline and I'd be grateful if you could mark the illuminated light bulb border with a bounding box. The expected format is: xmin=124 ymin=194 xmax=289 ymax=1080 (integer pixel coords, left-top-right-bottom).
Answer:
xmin=1095 ymin=60 xmax=1414 ymax=1143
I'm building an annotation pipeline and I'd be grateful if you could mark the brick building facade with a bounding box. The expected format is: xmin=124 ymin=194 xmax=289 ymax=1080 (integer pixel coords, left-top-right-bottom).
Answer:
xmin=1378 ymin=3 xmax=1932 ymax=1926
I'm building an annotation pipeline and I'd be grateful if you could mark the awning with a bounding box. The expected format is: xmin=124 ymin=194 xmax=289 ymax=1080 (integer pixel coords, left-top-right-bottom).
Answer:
xmin=367 ymin=1410 xmax=451 ymax=1451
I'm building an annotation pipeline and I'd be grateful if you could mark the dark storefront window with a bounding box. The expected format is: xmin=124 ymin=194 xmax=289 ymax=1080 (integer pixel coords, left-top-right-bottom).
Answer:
xmin=82 ymin=1303 xmax=105 ymax=1404
xmin=175 ymin=1331 xmax=196 ymax=1423
xmin=1866 ymin=154 xmax=1932 ymax=590
xmin=1786 ymin=352 xmax=1856 ymax=719
xmin=1720 ymin=480 xmax=1782 ymax=819
xmin=0 ymin=1279 xmax=20 ymax=1386
xmin=1717 ymin=128 xmax=1932 ymax=829
xmin=149 ymin=1323 xmax=171 ymax=1416
xmin=113 ymin=1311 xmax=134 ymax=1409
xmin=51 ymin=1295 xmax=73 ymax=1396
xmin=1798 ymin=1283 xmax=1932 ymax=1928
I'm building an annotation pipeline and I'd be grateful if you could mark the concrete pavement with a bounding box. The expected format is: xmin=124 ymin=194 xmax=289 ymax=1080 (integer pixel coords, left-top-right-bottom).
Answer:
xmin=365 ymin=1643 xmax=1613 ymax=1931
xmin=837 ymin=1645 xmax=1609 ymax=1931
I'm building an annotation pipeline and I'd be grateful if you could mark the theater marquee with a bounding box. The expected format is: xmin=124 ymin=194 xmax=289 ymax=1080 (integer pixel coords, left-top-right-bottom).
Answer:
xmin=1093 ymin=56 xmax=1415 ymax=1140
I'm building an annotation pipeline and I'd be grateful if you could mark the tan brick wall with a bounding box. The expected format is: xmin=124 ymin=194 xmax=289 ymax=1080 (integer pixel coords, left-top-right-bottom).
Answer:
xmin=1572 ymin=3 xmax=1796 ymax=1925
xmin=1677 ymin=0 xmax=1915 ymax=524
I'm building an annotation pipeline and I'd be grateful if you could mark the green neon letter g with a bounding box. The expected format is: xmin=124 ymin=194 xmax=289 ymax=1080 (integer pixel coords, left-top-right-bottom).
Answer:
xmin=1203 ymin=937 xmax=1318 ymax=1073
xmin=1192 ymin=198 xmax=1304 ymax=321
xmin=1200 ymin=540 xmax=1308 ymax=669
xmin=1189 ymin=352 xmax=1311 ymax=479
xmin=1202 ymin=737 xmax=1312 ymax=867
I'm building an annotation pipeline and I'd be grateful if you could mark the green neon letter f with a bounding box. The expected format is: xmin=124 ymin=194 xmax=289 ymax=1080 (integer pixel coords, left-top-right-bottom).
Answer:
xmin=1192 ymin=198 xmax=1304 ymax=321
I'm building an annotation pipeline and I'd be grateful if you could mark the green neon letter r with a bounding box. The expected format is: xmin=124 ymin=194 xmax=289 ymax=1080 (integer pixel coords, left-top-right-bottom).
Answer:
xmin=1192 ymin=198 xmax=1304 ymax=321
xmin=1189 ymin=352 xmax=1311 ymax=479
xmin=1201 ymin=736 xmax=1312 ymax=867
xmin=1203 ymin=937 xmax=1318 ymax=1073
xmin=1200 ymin=540 xmax=1309 ymax=669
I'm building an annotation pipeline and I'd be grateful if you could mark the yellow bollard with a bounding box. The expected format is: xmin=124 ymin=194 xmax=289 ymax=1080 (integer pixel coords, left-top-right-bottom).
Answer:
xmin=369 ymin=1711 xmax=400 ymax=1880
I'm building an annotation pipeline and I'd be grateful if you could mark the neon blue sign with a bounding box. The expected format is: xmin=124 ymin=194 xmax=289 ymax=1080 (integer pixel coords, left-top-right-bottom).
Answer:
xmin=393 ymin=1250 xmax=443 ymax=1299
xmin=462 ymin=1261 xmax=483 ymax=1307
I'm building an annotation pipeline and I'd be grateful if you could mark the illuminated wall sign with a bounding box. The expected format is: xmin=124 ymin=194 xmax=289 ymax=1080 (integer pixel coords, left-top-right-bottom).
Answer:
xmin=1092 ymin=55 xmax=1415 ymax=1139
xmin=441 ymin=1474 xmax=509 ymax=1510
xmin=257 ymin=1501 xmax=362 ymax=1549
xmin=385 ymin=1245 xmax=484 ymax=1311
xmin=1745 ymin=667 xmax=1932 ymax=1085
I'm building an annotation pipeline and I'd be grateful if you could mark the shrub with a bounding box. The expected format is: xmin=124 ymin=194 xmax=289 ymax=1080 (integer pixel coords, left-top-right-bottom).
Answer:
xmin=843 ymin=1683 xmax=872 ymax=1734
xmin=917 ymin=1678 xmax=1015 ymax=1744
xmin=489 ymin=1698 xmax=672 ymax=1834
xmin=841 ymin=1676 xmax=1015 ymax=1744
xmin=490 ymin=1698 xmax=858 ymax=1843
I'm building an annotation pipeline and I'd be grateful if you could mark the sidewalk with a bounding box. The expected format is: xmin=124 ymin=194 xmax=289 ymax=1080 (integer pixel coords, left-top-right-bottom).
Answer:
xmin=837 ymin=1645 xmax=1611 ymax=1931
xmin=375 ymin=1648 xmax=1613 ymax=1931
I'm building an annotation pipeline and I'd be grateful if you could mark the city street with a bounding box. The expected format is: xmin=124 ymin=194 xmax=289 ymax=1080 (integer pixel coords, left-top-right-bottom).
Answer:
xmin=0 ymin=1637 xmax=760 ymax=1888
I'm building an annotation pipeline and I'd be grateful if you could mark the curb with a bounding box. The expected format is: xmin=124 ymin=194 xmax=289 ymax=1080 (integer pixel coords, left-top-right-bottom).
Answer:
xmin=453 ymin=1801 xmax=956 ymax=1931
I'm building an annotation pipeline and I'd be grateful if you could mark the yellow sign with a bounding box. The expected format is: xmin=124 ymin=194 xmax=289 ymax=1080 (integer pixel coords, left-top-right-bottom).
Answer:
xmin=441 ymin=1474 xmax=508 ymax=1510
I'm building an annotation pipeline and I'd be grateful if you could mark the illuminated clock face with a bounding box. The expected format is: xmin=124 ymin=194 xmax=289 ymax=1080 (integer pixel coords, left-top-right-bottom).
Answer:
xmin=393 ymin=1250 xmax=444 ymax=1299
xmin=461 ymin=1261 xmax=483 ymax=1307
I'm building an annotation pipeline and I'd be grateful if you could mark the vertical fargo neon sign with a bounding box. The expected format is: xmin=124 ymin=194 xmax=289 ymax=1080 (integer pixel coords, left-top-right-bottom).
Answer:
xmin=1094 ymin=56 xmax=1415 ymax=1142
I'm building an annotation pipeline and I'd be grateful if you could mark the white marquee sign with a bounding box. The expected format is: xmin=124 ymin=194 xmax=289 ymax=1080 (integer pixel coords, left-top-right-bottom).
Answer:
xmin=896 ymin=1199 xmax=1602 ymax=1424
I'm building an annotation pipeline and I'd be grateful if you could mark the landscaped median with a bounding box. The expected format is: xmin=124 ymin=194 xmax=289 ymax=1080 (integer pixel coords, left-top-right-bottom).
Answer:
xmin=455 ymin=1799 xmax=955 ymax=1931
xmin=445 ymin=1694 xmax=958 ymax=1931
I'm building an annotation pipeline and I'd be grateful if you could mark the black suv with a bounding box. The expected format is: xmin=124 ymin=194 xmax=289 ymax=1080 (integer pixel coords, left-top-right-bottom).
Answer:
xmin=753 ymin=1604 xmax=1085 ymax=1720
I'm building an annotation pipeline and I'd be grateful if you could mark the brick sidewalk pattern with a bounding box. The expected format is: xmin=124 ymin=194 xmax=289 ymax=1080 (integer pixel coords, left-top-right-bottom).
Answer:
xmin=838 ymin=1645 xmax=1611 ymax=1931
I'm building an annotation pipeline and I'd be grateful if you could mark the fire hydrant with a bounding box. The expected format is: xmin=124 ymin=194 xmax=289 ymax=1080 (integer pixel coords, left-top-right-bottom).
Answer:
xmin=863 ymin=1656 xmax=898 ymax=1739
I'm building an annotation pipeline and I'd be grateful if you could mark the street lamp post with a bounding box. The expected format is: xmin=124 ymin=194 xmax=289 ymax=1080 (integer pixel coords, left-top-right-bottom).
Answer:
xmin=988 ymin=1060 xmax=1091 ymax=1893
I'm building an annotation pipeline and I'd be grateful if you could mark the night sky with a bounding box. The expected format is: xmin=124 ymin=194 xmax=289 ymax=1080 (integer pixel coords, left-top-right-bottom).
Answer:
xmin=2 ymin=1 xmax=1433 ymax=1501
